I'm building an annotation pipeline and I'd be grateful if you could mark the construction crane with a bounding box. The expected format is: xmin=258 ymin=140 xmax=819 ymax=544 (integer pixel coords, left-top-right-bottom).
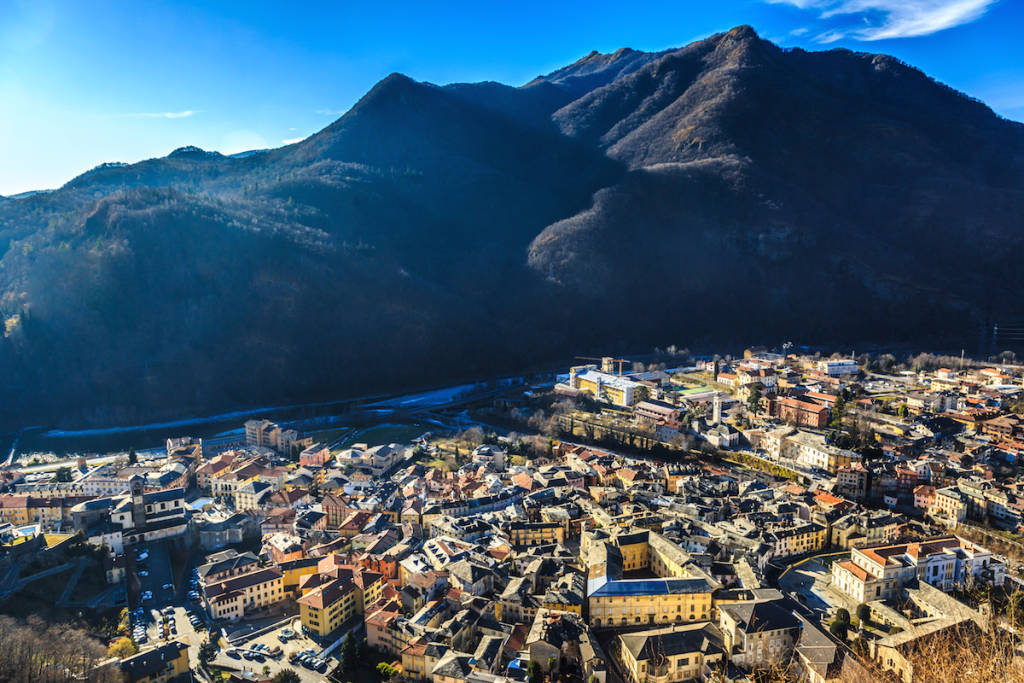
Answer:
xmin=575 ymin=356 xmax=629 ymax=376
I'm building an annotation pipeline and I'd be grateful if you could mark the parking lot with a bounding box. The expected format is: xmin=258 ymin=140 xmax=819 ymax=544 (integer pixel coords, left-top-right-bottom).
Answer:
xmin=130 ymin=541 xmax=177 ymax=609
xmin=212 ymin=621 xmax=336 ymax=683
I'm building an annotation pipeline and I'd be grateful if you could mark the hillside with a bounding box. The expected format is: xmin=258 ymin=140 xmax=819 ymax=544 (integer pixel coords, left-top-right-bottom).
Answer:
xmin=1 ymin=26 xmax=1022 ymax=428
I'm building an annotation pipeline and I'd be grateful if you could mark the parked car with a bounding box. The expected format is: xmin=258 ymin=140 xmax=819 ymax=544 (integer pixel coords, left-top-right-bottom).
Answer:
xmin=162 ymin=583 xmax=173 ymax=590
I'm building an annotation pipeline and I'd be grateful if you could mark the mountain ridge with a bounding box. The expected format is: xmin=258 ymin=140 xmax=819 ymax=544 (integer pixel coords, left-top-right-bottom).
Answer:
xmin=1 ymin=26 xmax=1021 ymax=429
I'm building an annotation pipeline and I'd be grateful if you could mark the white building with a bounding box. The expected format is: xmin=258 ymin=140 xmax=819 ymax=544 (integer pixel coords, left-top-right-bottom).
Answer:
xmin=818 ymin=359 xmax=858 ymax=377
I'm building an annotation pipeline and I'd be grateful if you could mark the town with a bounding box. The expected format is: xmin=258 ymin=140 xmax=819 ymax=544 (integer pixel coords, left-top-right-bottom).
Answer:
xmin=2 ymin=348 xmax=1024 ymax=683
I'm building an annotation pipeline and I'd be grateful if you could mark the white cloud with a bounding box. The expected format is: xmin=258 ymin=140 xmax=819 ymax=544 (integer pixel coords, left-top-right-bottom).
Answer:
xmin=314 ymin=108 xmax=345 ymax=116
xmin=125 ymin=110 xmax=198 ymax=119
xmin=789 ymin=27 xmax=810 ymax=35
xmin=769 ymin=0 xmax=997 ymax=41
xmin=281 ymin=137 xmax=304 ymax=145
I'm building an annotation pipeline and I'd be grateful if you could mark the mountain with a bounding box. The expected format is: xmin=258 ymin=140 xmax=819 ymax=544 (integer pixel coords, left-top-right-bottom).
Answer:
xmin=1 ymin=26 xmax=1022 ymax=429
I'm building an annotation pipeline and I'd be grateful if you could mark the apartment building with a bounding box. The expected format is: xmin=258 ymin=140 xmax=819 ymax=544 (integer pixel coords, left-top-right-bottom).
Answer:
xmin=507 ymin=520 xmax=566 ymax=548
xmin=765 ymin=522 xmax=826 ymax=559
xmin=203 ymin=566 xmax=285 ymax=621
xmin=831 ymin=536 xmax=1003 ymax=604
xmin=298 ymin=578 xmax=359 ymax=637
xmin=783 ymin=431 xmax=860 ymax=474
xmin=244 ymin=419 xmax=304 ymax=454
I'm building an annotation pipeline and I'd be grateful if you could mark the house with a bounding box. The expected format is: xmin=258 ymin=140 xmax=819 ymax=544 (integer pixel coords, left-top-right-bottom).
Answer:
xmin=118 ymin=640 xmax=190 ymax=683
xmin=719 ymin=599 xmax=802 ymax=671
xmin=617 ymin=623 xmax=725 ymax=683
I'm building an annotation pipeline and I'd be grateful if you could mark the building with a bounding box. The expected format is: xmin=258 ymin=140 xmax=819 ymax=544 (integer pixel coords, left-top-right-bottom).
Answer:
xmin=931 ymin=488 xmax=968 ymax=523
xmin=818 ymin=359 xmax=859 ymax=377
xmin=507 ymin=521 xmax=566 ymax=548
xmin=764 ymin=522 xmax=826 ymax=559
xmin=118 ymin=640 xmax=190 ymax=683
xmin=634 ymin=400 xmax=680 ymax=424
xmin=617 ymin=623 xmax=725 ymax=683
xmin=569 ymin=365 xmax=647 ymax=408
xmin=299 ymin=444 xmax=332 ymax=468
xmin=585 ymin=531 xmax=718 ymax=629
xmin=203 ymin=566 xmax=285 ymax=621
xmin=298 ymin=578 xmax=358 ymax=637
xmin=233 ymin=480 xmax=272 ymax=511
xmin=719 ymin=599 xmax=802 ymax=671
xmin=836 ymin=463 xmax=869 ymax=500
xmin=831 ymin=536 xmax=1004 ymax=604
xmin=783 ymin=431 xmax=860 ymax=474
xmin=771 ymin=396 xmax=829 ymax=428
xmin=244 ymin=419 xmax=304 ymax=454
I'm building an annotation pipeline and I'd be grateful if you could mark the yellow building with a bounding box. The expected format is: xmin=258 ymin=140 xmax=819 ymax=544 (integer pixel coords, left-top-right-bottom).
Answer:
xmin=618 ymin=624 xmax=725 ymax=683
xmin=507 ymin=521 xmax=566 ymax=547
xmin=119 ymin=641 xmax=190 ymax=683
xmin=766 ymin=522 xmax=826 ymax=559
xmin=585 ymin=529 xmax=719 ymax=629
xmin=569 ymin=365 xmax=647 ymax=407
xmin=0 ymin=496 xmax=31 ymax=525
xmin=298 ymin=578 xmax=358 ymax=637
xmin=278 ymin=557 xmax=320 ymax=597
xmin=590 ymin=579 xmax=713 ymax=628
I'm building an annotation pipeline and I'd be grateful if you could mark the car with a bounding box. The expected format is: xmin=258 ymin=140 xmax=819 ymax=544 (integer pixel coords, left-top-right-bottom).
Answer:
xmin=301 ymin=657 xmax=316 ymax=669
xmin=137 ymin=552 xmax=149 ymax=561
xmin=316 ymin=660 xmax=328 ymax=673
xmin=162 ymin=607 xmax=174 ymax=615
xmin=162 ymin=583 xmax=173 ymax=590
xmin=243 ymin=652 xmax=256 ymax=661
xmin=227 ymin=650 xmax=241 ymax=660
xmin=137 ymin=570 xmax=149 ymax=576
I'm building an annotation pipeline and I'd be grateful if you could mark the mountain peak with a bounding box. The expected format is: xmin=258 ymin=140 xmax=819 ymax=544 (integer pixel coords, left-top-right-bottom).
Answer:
xmin=723 ymin=24 xmax=759 ymax=41
xmin=167 ymin=145 xmax=222 ymax=159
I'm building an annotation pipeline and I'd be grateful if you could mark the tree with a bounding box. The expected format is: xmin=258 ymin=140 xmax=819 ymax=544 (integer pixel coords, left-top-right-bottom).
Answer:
xmin=262 ymin=665 xmax=272 ymax=677
xmin=746 ymin=383 xmax=763 ymax=415
xmin=857 ymin=603 xmax=871 ymax=624
xmin=527 ymin=660 xmax=543 ymax=683
xmin=271 ymin=671 xmax=301 ymax=683
xmin=830 ymin=391 xmax=847 ymax=430
xmin=835 ymin=608 xmax=850 ymax=625
xmin=107 ymin=636 xmax=137 ymax=659
xmin=340 ymin=633 xmax=357 ymax=671
xmin=829 ymin=620 xmax=848 ymax=640
xmin=117 ymin=607 xmax=131 ymax=635
xmin=198 ymin=639 xmax=217 ymax=667
xmin=128 ymin=447 xmax=138 ymax=465
xmin=53 ymin=466 xmax=73 ymax=482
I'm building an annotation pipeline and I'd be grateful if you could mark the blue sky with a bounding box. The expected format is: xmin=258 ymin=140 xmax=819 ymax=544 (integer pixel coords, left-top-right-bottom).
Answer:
xmin=1 ymin=0 xmax=1021 ymax=195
